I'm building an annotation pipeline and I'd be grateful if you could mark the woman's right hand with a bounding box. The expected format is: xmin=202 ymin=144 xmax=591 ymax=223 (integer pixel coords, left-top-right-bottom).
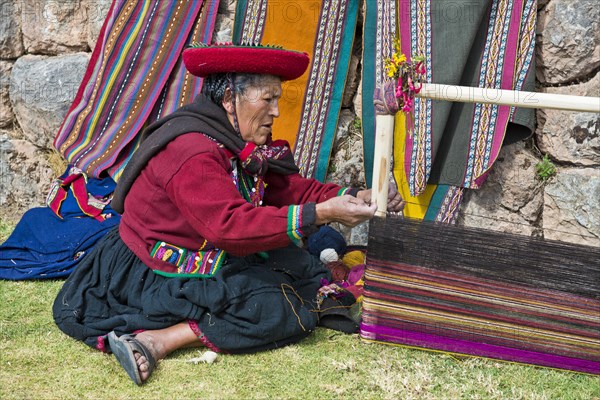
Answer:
xmin=315 ymin=195 xmax=377 ymax=227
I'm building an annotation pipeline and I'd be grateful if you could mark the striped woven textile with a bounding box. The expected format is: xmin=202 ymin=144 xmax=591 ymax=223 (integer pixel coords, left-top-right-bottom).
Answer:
xmin=361 ymin=215 xmax=600 ymax=374
xmin=361 ymin=0 xmax=397 ymax=189
xmin=53 ymin=0 xmax=220 ymax=181
xmin=362 ymin=0 xmax=536 ymax=222
xmin=233 ymin=0 xmax=358 ymax=181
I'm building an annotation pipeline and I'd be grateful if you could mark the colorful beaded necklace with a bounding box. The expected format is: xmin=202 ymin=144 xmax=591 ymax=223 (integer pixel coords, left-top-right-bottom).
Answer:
xmin=232 ymin=161 xmax=265 ymax=207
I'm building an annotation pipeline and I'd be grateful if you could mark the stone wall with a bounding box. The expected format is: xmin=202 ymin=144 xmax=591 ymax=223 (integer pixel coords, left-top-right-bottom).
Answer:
xmin=0 ymin=0 xmax=109 ymax=219
xmin=1 ymin=0 xmax=598 ymax=246
xmin=459 ymin=0 xmax=599 ymax=247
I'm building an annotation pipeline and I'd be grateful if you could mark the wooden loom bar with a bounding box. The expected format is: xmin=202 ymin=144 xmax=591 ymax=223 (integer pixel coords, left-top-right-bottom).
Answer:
xmin=418 ymin=83 xmax=600 ymax=113
xmin=371 ymin=86 xmax=600 ymax=215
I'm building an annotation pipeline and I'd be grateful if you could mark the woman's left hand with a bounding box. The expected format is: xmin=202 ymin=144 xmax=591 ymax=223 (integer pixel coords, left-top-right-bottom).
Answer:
xmin=356 ymin=180 xmax=405 ymax=214
xmin=386 ymin=179 xmax=406 ymax=213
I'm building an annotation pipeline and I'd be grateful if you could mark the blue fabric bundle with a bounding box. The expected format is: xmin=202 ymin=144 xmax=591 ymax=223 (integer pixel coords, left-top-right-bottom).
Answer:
xmin=0 ymin=207 xmax=120 ymax=280
xmin=1 ymin=167 xmax=120 ymax=280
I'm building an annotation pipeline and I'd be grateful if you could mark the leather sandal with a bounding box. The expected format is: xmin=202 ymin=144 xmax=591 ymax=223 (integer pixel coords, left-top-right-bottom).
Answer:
xmin=107 ymin=331 xmax=156 ymax=385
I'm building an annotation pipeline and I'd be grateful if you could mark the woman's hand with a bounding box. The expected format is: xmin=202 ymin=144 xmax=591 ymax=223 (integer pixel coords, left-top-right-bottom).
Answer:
xmin=385 ymin=179 xmax=406 ymax=213
xmin=356 ymin=180 xmax=405 ymax=214
xmin=315 ymin=195 xmax=377 ymax=227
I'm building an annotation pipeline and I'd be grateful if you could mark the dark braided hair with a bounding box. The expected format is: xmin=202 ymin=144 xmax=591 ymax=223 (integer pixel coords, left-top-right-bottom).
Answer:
xmin=201 ymin=73 xmax=229 ymax=106
xmin=201 ymin=73 xmax=277 ymax=108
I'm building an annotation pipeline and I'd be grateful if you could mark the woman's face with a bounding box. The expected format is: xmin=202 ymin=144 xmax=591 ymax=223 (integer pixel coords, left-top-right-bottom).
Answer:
xmin=229 ymin=75 xmax=282 ymax=146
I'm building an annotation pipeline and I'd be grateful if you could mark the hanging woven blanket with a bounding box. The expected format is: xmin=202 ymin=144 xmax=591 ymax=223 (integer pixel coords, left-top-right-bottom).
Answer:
xmin=233 ymin=0 xmax=359 ymax=181
xmin=53 ymin=0 xmax=220 ymax=181
xmin=362 ymin=0 xmax=536 ymax=222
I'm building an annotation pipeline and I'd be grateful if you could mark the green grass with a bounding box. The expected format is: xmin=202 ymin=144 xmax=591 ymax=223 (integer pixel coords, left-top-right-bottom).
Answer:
xmin=0 ymin=220 xmax=13 ymax=243
xmin=1 ymin=222 xmax=599 ymax=399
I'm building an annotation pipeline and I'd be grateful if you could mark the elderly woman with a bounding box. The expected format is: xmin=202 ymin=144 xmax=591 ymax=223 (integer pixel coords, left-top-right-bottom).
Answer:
xmin=53 ymin=43 xmax=405 ymax=385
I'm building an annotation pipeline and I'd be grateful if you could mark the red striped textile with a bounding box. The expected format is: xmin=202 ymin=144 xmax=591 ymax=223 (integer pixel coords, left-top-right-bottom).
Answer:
xmin=53 ymin=0 xmax=220 ymax=181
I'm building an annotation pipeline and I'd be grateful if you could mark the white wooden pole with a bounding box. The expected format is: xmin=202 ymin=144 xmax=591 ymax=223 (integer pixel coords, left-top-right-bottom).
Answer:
xmin=371 ymin=114 xmax=395 ymax=217
xmin=417 ymin=83 xmax=600 ymax=113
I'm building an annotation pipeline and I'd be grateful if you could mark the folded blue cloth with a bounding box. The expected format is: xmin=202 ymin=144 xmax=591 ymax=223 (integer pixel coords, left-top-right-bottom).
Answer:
xmin=0 ymin=207 xmax=120 ymax=280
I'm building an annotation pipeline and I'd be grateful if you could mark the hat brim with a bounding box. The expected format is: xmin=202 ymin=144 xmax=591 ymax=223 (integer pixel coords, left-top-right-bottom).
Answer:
xmin=183 ymin=46 xmax=310 ymax=81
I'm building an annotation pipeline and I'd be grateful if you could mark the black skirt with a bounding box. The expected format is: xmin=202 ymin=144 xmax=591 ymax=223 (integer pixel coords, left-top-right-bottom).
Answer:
xmin=52 ymin=227 xmax=330 ymax=353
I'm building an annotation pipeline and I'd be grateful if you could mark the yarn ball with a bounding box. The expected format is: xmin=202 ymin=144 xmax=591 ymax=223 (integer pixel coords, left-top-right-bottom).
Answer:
xmin=326 ymin=260 xmax=349 ymax=282
xmin=320 ymin=248 xmax=339 ymax=263
xmin=307 ymin=225 xmax=347 ymax=259
xmin=347 ymin=264 xmax=365 ymax=285
xmin=342 ymin=250 xmax=366 ymax=268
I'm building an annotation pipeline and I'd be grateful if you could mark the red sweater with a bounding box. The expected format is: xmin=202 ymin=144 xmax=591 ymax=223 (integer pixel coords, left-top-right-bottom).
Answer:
xmin=119 ymin=133 xmax=352 ymax=276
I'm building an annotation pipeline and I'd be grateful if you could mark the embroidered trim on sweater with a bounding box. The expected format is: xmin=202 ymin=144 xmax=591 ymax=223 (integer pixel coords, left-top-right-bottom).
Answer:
xmin=287 ymin=205 xmax=305 ymax=246
xmin=150 ymin=241 xmax=227 ymax=277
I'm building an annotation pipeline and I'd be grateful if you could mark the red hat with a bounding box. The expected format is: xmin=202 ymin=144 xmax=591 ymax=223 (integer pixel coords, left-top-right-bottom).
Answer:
xmin=182 ymin=43 xmax=310 ymax=81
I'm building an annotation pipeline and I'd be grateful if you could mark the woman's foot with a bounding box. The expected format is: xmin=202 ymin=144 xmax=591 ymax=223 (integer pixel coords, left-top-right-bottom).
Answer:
xmin=108 ymin=322 xmax=205 ymax=385
xmin=108 ymin=332 xmax=158 ymax=385
xmin=131 ymin=332 xmax=164 ymax=383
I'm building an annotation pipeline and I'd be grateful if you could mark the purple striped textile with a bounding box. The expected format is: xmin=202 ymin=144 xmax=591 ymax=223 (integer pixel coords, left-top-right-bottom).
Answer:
xmin=361 ymin=215 xmax=600 ymax=375
xmin=360 ymin=324 xmax=600 ymax=375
